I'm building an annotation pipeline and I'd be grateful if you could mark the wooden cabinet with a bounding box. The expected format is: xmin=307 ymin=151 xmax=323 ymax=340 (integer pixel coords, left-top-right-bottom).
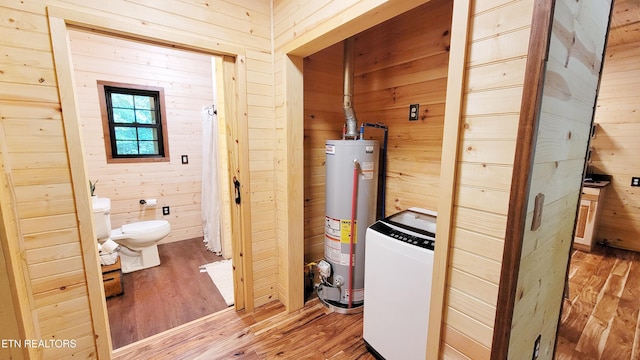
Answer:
xmin=574 ymin=181 xmax=609 ymax=252
xmin=102 ymin=256 xmax=124 ymax=297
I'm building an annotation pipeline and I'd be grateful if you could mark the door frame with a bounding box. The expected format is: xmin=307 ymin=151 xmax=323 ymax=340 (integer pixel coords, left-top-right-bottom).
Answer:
xmin=277 ymin=1 xmax=459 ymax=356
xmin=47 ymin=6 xmax=252 ymax=358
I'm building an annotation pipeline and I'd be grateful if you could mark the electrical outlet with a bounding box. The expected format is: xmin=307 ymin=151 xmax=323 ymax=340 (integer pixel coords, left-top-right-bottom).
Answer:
xmin=632 ymin=177 xmax=640 ymax=187
xmin=409 ymin=104 xmax=419 ymax=121
xmin=532 ymin=334 xmax=541 ymax=360
xmin=162 ymin=206 xmax=170 ymax=215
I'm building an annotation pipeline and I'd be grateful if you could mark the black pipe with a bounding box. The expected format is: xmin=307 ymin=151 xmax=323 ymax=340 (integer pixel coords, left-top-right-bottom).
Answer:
xmin=361 ymin=123 xmax=388 ymax=219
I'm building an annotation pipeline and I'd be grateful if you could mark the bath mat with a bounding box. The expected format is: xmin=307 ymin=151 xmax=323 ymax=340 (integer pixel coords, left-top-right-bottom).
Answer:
xmin=200 ymin=259 xmax=234 ymax=306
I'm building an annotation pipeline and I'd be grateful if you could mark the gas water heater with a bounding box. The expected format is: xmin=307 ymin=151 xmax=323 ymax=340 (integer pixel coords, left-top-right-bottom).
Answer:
xmin=317 ymin=139 xmax=379 ymax=312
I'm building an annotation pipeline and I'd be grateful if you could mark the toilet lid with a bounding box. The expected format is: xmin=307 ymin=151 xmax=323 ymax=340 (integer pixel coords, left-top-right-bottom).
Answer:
xmin=121 ymin=220 xmax=169 ymax=234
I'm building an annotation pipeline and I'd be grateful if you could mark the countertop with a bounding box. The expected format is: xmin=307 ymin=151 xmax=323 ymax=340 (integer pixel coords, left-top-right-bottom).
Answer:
xmin=583 ymin=180 xmax=610 ymax=188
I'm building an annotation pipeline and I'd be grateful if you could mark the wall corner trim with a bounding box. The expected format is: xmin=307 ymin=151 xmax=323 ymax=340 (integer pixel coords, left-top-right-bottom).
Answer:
xmin=491 ymin=1 xmax=556 ymax=359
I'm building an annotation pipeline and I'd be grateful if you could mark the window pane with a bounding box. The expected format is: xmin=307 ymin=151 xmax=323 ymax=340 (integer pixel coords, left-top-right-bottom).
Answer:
xmin=102 ymin=84 xmax=167 ymax=160
xmin=134 ymin=95 xmax=153 ymax=110
xmin=113 ymin=109 xmax=135 ymax=123
xmin=111 ymin=93 xmax=134 ymax=108
xmin=116 ymin=140 xmax=139 ymax=155
xmin=135 ymin=110 xmax=155 ymax=124
xmin=139 ymin=141 xmax=159 ymax=155
xmin=137 ymin=127 xmax=158 ymax=141
xmin=114 ymin=126 xmax=137 ymax=140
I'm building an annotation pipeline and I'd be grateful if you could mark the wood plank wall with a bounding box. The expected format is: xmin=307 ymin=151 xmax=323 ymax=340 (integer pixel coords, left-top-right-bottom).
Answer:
xmin=68 ymin=28 xmax=214 ymax=245
xmin=302 ymin=0 xmax=451 ymax=263
xmin=302 ymin=42 xmax=344 ymax=263
xmin=0 ymin=0 xmax=273 ymax=357
xmin=245 ymin=47 xmax=279 ymax=308
xmin=591 ymin=0 xmax=640 ymax=252
xmin=508 ymin=0 xmax=611 ymax=358
xmin=438 ymin=1 xmax=537 ymax=357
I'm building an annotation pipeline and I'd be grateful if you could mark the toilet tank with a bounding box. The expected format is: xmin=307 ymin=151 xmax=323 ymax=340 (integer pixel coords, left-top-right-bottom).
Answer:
xmin=92 ymin=197 xmax=112 ymax=241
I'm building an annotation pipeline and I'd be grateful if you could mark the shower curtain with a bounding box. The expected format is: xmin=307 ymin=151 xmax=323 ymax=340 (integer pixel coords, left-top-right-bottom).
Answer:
xmin=201 ymin=105 xmax=222 ymax=254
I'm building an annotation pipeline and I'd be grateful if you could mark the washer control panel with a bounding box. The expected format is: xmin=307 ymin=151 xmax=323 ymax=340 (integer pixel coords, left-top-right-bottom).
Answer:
xmin=369 ymin=221 xmax=435 ymax=250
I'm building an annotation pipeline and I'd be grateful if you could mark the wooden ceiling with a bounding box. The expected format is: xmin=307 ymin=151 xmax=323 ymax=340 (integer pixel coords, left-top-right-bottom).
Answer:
xmin=607 ymin=0 xmax=640 ymax=47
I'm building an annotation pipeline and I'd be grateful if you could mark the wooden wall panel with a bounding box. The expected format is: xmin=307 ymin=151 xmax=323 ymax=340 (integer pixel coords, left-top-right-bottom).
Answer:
xmin=356 ymin=0 xmax=450 ymax=215
xmin=508 ymin=1 xmax=611 ymax=359
xmin=302 ymin=42 xmax=343 ymax=263
xmin=302 ymin=0 xmax=452 ymax=263
xmin=591 ymin=33 xmax=640 ymax=251
xmin=438 ymin=1 xmax=536 ymax=357
xmin=245 ymin=49 xmax=279 ymax=307
xmin=0 ymin=0 xmax=273 ymax=357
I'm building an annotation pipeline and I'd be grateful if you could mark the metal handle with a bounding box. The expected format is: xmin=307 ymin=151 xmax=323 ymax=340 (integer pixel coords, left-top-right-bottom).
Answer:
xmin=233 ymin=177 xmax=241 ymax=204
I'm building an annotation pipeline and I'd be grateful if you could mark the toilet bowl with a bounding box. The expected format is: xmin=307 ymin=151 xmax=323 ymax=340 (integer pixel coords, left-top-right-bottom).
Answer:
xmin=92 ymin=197 xmax=171 ymax=273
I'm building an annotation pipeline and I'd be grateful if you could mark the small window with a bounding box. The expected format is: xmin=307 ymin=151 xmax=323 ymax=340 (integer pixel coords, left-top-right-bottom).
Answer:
xmin=97 ymin=81 xmax=170 ymax=163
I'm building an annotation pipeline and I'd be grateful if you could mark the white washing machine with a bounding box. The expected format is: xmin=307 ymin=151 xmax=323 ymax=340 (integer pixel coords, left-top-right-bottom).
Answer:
xmin=363 ymin=207 xmax=437 ymax=360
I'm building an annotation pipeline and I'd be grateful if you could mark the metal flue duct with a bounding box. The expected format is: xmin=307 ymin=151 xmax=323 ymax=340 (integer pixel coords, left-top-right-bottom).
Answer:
xmin=343 ymin=37 xmax=358 ymax=138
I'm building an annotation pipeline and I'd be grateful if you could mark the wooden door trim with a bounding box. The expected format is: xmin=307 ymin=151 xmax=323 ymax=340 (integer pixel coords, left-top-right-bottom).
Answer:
xmin=220 ymin=55 xmax=254 ymax=312
xmin=48 ymin=15 xmax=113 ymax=357
xmin=426 ymin=0 xmax=472 ymax=358
xmin=47 ymin=7 xmax=250 ymax=358
xmin=491 ymin=0 xmax=556 ymax=358
xmin=283 ymin=54 xmax=305 ymax=312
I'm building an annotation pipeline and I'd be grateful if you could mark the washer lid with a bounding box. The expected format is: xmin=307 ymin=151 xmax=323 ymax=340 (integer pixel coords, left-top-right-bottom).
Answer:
xmin=384 ymin=207 xmax=436 ymax=236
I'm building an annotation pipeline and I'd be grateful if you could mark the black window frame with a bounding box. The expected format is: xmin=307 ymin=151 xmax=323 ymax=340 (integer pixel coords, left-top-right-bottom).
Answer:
xmin=97 ymin=81 xmax=170 ymax=163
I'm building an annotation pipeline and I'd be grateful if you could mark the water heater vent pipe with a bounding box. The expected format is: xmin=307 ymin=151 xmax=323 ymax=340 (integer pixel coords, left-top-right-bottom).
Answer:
xmin=343 ymin=37 xmax=358 ymax=138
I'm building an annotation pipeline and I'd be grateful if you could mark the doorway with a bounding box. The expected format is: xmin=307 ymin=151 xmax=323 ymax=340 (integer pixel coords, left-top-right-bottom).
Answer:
xmin=557 ymin=0 xmax=640 ymax=355
xmin=66 ymin=27 xmax=235 ymax=348
xmin=48 ymin=12 xmax=250 ymax=356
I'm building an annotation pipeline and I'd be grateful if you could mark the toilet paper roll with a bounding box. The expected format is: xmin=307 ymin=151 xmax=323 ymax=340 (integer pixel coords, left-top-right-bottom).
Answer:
xmin=101 ymin=239 xmax=120 ymax=253
xmin=142 ymin=198 xmax=157 ymax=206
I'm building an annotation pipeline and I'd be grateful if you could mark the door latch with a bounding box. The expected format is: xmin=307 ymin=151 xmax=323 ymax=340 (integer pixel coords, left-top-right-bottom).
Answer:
xmin=233 ymin=177 xmax=241 ymax=204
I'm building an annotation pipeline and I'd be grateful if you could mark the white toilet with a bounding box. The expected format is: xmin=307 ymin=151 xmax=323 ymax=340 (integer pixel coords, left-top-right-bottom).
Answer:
xmin=92 ymin=197 xmax=171 ymax=273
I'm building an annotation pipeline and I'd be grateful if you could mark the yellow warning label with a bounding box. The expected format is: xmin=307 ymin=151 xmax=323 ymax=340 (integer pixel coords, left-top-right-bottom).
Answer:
xmin=340 ymin=219 xmax=357 ymax=244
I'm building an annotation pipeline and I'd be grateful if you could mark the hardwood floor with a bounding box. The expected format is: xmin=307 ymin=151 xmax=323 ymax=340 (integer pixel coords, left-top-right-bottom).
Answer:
xmin=557 ymin=245 xmax=640 ymax=359
xmin=106 ymin=237 xmax=230 ymax=349
xmin=109 ymin=241 xmax=639 ymax=358
xmin=112 ymin=298 xmax=374 ymax=360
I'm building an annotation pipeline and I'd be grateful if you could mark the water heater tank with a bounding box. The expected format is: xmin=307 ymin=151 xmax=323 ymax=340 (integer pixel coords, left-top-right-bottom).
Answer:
xmin=321 ymin=139 xmax=379 ymax=309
